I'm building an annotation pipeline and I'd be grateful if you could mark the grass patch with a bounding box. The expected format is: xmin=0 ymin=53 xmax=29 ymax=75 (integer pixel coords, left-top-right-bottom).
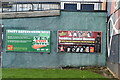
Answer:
xmin=2 ymin=68 xmax=117 ymax=80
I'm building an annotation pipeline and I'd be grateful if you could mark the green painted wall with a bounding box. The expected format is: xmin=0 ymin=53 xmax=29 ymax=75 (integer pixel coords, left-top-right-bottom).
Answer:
xmin=2 ymin=11 xmax=107 ymax=68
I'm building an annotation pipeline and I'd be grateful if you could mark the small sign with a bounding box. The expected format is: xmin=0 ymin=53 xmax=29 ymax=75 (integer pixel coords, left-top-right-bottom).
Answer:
xmin=0 ymin=27 xmax=2 ymax=52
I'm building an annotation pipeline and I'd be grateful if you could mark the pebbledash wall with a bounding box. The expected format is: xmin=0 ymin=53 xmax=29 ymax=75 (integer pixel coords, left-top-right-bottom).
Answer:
xmin=2 ymin=11 xmax=107 ymax=68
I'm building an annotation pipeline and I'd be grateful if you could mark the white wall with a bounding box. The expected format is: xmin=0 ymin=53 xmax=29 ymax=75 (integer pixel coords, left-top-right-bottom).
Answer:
xmin=61 ymin=1 xmax=101 ymax=10
xmin=61 ymin=0 xmax=101 ymax=2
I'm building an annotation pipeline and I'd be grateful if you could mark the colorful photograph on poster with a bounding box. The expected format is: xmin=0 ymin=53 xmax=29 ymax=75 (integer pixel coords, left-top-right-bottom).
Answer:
xmin=6 ymin=30 xmax=50 ymax=52
xmin=58 ymin=31 xmax=102 ymax=53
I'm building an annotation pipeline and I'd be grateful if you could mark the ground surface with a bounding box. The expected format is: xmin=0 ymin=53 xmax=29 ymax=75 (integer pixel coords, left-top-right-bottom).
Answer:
xmin=2 ymin=68 xmax=119 ymax=80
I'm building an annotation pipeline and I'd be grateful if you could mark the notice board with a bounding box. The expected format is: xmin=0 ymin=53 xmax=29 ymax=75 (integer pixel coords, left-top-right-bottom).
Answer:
xmin=58 ymin=31 xmax=102 ymax=53
xmin=6 ymin=30 xmax=50 ymax=52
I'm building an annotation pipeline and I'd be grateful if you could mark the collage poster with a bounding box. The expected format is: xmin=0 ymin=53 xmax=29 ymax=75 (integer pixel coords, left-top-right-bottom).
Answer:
xmin=58 ymin=31 xmax=102 ymax=53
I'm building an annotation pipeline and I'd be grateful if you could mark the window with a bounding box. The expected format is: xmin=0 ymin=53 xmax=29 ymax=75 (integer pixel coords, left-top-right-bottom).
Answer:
xmin=81 ymin=4 xmax=94 ymax=11
xmin=2 ymin=2 xmax=12 ymax=8
xmin=115 ymin=0 xmax=120 ymax=10
xmin=64 ymin=4 xmax=77 ymax=11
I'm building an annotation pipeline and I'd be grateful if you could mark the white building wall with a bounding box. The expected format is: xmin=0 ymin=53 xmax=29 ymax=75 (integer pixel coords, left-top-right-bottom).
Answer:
xmin=61 ymin=1 xmax=100 ymax=10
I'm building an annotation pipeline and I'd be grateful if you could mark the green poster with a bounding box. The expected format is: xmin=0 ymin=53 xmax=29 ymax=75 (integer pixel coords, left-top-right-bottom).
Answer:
xmin=6 ymin=30 xmax=50 ymax=52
